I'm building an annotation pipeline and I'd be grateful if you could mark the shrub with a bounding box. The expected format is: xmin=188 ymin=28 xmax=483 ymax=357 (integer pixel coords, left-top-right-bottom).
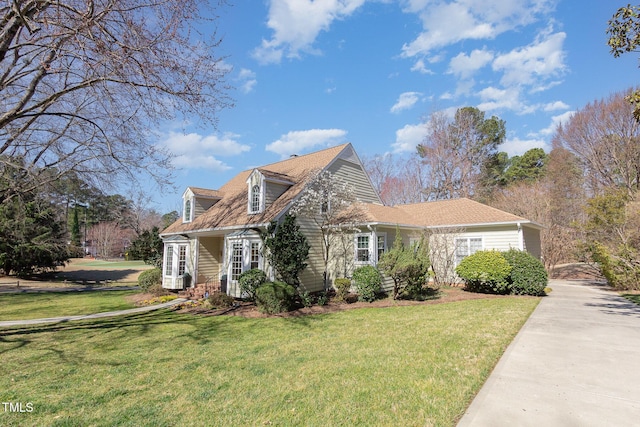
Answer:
xmin=378 ymin=232 xmax=431 ymax=300
xmin=502 ymin=249 xmax=548 ymax=296
xmin=238 ymin=269 xmax=267 ymax=301
xmin=138 ymin=268 xmax=162 ymax=291
xmin=316 ymin=291 xmax=328 ymax=306
xmin=455 ymin=250 xmax=511 ymax=294
xmin=299 ymin=290 xmax=314 ymax=307
xmin=352 ymin=265 xmax=382 ymax=302
xmin=333 ymin=278 xmax=352 ymax=302
xmin=208 ymin=292 xmax=235 ymax=309
xmin=255 ymin=281 xmax=296 ymax=314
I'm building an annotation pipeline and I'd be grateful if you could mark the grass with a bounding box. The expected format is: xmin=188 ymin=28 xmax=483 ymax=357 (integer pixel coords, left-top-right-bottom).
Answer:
xmin=75 ymin=260 xmax=151 ymax=269
xmin=0 ymin=291 xmax=138 ymax=321
xmin=0 ymin=296 xmax=539 ymax=426
xmin=622 ymin=293 xmax=640 ymax=305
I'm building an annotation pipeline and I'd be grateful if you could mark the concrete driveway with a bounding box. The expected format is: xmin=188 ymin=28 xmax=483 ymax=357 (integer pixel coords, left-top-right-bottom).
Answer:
xmin=458 ymin=280 xmax=640 ymax=426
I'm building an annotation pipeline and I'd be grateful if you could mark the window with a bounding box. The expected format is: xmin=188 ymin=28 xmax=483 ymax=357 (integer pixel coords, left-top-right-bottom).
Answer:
xmin=320 ymin=189 xmax=330 ymax=214
xmin=183 ymin=198 xmax=192 ymax=222
xmin=231 ymin=242 xmax=243 ymax=280
xmin=356 ymin=235 xmax=370 ymax=262
xmin=250 ymin=242 xmax=260 ymax=269
xmin=165 ymin=246 xmax=173 ymax=276
xmin=250 ymin=185 xmax=261 ymax=213
xmin=377 ymin=235 xmax=386 ymax=260
xmin=455 ymin=237 xmax=483 ymax=265
xmin=178 ymin=245 xmax=187 ymax=276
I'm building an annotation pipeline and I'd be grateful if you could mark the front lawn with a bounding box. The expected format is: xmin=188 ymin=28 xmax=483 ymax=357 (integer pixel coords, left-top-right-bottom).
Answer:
xmin=0 ymin=290 xmax=138 ymax=320
xmin=0 ymin=297 xmax=538 ymax=426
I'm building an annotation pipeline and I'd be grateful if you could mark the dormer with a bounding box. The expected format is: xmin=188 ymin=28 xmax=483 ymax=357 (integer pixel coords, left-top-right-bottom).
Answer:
xmin=246 ymin=169 xmax=294 ymax=214
xmin=182 ymin=187 xmax=223 ymax=223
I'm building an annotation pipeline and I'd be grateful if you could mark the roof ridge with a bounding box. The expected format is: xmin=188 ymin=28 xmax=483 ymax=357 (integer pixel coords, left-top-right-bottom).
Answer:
xmin=242 ymin=143 xmax=350 ymax=172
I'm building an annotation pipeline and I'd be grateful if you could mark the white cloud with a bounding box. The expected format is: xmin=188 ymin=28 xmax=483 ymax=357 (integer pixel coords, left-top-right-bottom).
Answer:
xmin=501 ymin=136 xmax=548 ymax=157
xmin=410 ymin=59 xmax=433 ymax=74
xmin=237 ymin=68 xmax=257 ymax=94
xmin=252 ymin=0 xmax=366 ymax=64
xmin=476 ymin=86 xmax=523 ymax=112
xmin=493 ymin=30 xmax=567 ymax=87
xmin=391 ymin=123 xmax=426 ymax=153
xmin=448 ymin=48 xmax=494 ymax=79
xmin=160 ymin=131 xmax=250 ymax=171
xmin=266 ymin=128 xmax=348 ymax=157
xmin=543 ymin=100 xmax=569 ymax=112
xmin=391 ymin=92 xmax=422 ymax=114
xmin=538 ymin=110 xmax=574 ymax=136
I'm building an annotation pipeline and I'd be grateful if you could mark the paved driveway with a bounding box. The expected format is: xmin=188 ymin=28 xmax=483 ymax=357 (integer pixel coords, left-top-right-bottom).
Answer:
xmin=458 ymin=280 xmax=640 ymax=426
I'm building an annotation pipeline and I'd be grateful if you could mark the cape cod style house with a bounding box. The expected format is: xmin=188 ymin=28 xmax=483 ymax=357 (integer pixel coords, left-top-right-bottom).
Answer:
xmin=160 ymin=143 xmax=542 ymax=297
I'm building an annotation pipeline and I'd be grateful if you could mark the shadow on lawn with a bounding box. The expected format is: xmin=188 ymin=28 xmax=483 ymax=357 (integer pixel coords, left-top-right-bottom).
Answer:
xmin=0 ymin=309 xmax=245 ymax=356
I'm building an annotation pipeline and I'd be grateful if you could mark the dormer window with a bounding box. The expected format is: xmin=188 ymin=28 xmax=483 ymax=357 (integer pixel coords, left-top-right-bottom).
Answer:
xmin=183 ymin=197 xmax=193 ymax=223
xmin=250 ymin=185 xmax=261 ymax=213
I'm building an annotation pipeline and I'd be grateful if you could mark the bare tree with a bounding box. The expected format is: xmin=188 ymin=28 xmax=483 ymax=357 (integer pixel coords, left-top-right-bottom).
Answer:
xmin=0 ymin=0 xmax=231 ymax=197
xmin=88 ymin=221 xmax=132 ymax=259
xmin=418 ymin=107 xmax=506 ymax=200
xmin=553 ymin=89 xmax=640 ymax=197
xmin=291 ymin=170 xmax=367 ymax=289
xmin=422 ymin=227 xmax=465 ymax=287
xmin=363 ymin=153 xmax=427 ymax=206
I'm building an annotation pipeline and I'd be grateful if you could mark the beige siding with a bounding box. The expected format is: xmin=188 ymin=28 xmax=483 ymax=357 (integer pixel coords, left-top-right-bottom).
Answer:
xmin=197 ymin=237 xmax=223 ymax=284
xmin=296 ymin=215 xmax=326 ymax=292
xmin=327 ymin=159 xmax=380 ymax=203
xmin=193 ymin=197 xmax=217 ymax=218
xmin=265 ymin=182 xmax=290 ymax=206
xmin=523 ymin=226 xmax=542 ymax=259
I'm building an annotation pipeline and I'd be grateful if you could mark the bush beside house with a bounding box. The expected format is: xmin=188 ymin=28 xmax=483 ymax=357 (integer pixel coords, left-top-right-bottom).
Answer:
xmin=456 ymin=249 xmax=547 ymax=296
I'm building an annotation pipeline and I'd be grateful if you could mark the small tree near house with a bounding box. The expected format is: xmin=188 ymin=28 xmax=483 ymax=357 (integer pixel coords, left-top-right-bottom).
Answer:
xmin=291 ymin=170 xmax=367 ymax=290
xmin=261 ymin=214 xmax=310 ymax=288
xmin=378 ymin=231 xmax=431 ymax=300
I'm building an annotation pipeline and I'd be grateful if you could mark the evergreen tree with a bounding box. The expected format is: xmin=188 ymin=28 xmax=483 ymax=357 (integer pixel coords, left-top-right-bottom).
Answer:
xmin=128 ymin=227 xmax=164 ymax=267
xmin=262 ymin=214 xmax=310 ymax=287
xmin=71 ymin=206 xmax=81 ymax=247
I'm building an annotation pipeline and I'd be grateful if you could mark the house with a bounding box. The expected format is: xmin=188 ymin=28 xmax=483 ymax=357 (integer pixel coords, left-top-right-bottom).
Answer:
xmin=160 ymin=143 xmax=542 ymax=296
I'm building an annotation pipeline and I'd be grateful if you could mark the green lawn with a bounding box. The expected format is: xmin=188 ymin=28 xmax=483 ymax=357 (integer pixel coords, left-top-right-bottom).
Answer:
xmin=622 ymin=293 xmax=640 ymax=305
xmin=0 ymin=291 xmax=138 ymax=320
xmin=0 ymin=296 xmax=538 ymax=426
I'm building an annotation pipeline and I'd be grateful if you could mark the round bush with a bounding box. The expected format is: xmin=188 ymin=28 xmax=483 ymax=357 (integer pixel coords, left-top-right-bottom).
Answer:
xmin=455 ymin=250 xmax=511 ymax=294
xmin=333 ymin=278 xmax=352 ymax=302
xmin=352 ymin=265 xmax=382 ymax=302
xmin=238 ymin=269 xmax=267 ymax=301
xmin=503 ymin=249 xmax=548 ymax=296
xmin=254 ymin=281 xmax=296 ymax=314
xmin=138 ymin=267 xmax=162 ymax=291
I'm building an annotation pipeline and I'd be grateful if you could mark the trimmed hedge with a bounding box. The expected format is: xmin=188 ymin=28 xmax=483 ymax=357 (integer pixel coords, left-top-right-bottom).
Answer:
xmin=333 ymin=278 xmax=352 ymax=302
xmin=455 ymin=250 xmax=511 ymax=294
xmin=352 ymin=265 xmax=382 ymax=302
xmin=138 ymin=268 xmax=162 ymax=291
xmin=502 ymin=248 xmax=548 ymax=296
xmin=238 ymin=269 xmax=267 ymax=301
xmin=255 ymin=281 xmax=296 ymax=314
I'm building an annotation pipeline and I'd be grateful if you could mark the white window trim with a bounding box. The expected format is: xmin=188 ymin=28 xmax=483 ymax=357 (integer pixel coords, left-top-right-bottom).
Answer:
xmin=183 ymin=197 xmax=193 ymax=223
xmin=376 ymin=232 xmax=387 ymax=263
xmin=454 ymin=237 xmax=483 ymax=265
xmin=226 ymin=237 xmax=263 ymax=281
xmin=355 ymin=233 xmax=372 ymax=265
xmin=248 ymin=181 xmax=265 ymax=214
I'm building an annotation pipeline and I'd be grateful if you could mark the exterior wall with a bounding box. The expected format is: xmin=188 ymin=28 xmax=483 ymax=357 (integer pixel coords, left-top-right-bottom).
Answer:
xmin=196 ymin=236 xmax=223 ymax=284
xmin=523 ymin=226 xmax=542 ymax=259
xmin=296 ymin=215 xmax=326 ymax=293
xmin=326 ymin=158 xmax=380 ymax=203
xmin=193 ymin=197 xmax=217 ymax=218
xmin=265 ymin=182 xmax=290 ymax=206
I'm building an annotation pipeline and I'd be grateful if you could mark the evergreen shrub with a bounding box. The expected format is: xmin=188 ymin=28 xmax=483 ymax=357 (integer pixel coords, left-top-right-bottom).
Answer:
xmin=138 ymin=267 xmax=162 ymax=291
xmin=238 ymin=269 xmax=267 ymax=301
xmin=255 ymin=281 xmax=296 ymax=314
xmin=352 ymin=265 xmax=382 ymax=302
xmin=455 ymin=250 xmax=511 ymax=294
xmin=502 ymin=248 xmax=548 ymax=296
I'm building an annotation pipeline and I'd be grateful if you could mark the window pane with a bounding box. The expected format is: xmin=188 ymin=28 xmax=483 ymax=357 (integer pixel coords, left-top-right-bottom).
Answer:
xmin=231 ymin=242 xmax=243 ymax=281
xmin=357 ymin=235 xmax=369 ymax=262
xmin=251 ymin=185 xmax=260 ymax=213
xmin=455 ymin=238 xmax=468 ymax=265
xmin=165 ymin=246 xmax=173 ymax=276
xmin=469 ymin=238 xmax=482 ymax=254
xmin=184 ymin=200 xmax=191 ymax=221
xmin=250 ymin=242 xmax=260 ymax=270
xmin=178 ymin=245 xmax=187 ymax=276
xmin=377 ymin=235 xmax=385 ymax=260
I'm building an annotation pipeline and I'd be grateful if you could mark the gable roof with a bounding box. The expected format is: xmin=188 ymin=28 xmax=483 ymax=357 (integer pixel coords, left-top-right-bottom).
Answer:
xmin=360 ymin=198 xmax=541 ymax=229
xmin=186 ymin=187 xmax=223 ymax=199
xmin=162 ymin=143 xmax=353 ymax=235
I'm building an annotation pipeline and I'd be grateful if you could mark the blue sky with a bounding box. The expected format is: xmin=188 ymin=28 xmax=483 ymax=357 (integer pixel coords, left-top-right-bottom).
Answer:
xmin=153 ymin=0 xmax=639 ymax=213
